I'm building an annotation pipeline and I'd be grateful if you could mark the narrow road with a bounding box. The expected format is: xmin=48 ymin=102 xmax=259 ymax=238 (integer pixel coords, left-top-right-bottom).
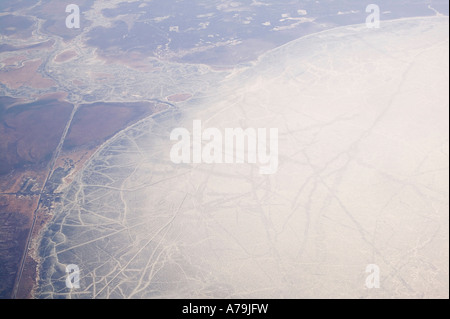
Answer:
xmin=12 ymin=104 xmax=79 ymax=299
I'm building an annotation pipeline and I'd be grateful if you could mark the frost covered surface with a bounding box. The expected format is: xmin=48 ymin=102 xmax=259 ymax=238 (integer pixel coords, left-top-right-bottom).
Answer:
xmin=37 ymin=17 xmax=449 ymax=299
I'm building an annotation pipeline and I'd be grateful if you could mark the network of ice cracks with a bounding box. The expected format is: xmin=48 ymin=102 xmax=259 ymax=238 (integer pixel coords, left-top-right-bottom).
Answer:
xmin=37 ymin=17 xmax=449 ymax=299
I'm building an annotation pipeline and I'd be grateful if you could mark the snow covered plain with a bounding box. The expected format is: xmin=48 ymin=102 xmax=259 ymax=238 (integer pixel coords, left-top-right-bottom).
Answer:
xmin=37 ymin=16 xmax=449 ymax=299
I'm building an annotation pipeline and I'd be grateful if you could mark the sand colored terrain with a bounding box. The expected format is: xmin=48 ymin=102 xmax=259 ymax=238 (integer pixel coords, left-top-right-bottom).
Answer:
xmin=53 ymin=149 xmax=97 ymax=193
xmin=54 ymin=50 xmax=77 ymax=63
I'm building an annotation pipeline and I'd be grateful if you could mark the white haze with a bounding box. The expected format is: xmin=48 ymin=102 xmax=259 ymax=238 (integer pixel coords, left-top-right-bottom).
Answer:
xmin=37 ymin=17 xmax=449 ymax=299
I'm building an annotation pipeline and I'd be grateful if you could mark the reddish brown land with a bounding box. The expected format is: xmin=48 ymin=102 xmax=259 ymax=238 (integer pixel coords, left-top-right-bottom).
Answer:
xmin=71 ymin=79 xmax=85 ymax=87
xmin=0 ymin=40 xmax=55 ymax=54
xmin=101 ymin=51 xmax=161 ymax=72
xmin=0 ymin=14 xmax=34 ymax=40
xmin=64 ymin=101 xmax=167 ymax=150
xmin=0 ymin=59 xmax=55 ymax=89
xmin=0 ymin=169 xmax=46 ymax=195
xmin=0 ymin=97 xmax=73 ymax=175
xmin=167 ymin=93 xmax=192 ymax=103
xmin=0 ymin=195 xmax=39 ymax=299
xmin=1 ymin=55 xmax=26 ymax=66
xmin=0 ymin=96 xmax=29 ymax=112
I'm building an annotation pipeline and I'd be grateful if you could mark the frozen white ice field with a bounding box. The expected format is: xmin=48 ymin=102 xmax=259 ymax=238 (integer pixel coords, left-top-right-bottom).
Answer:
xmin=37 ymin=16 xmax=449 ymax=299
